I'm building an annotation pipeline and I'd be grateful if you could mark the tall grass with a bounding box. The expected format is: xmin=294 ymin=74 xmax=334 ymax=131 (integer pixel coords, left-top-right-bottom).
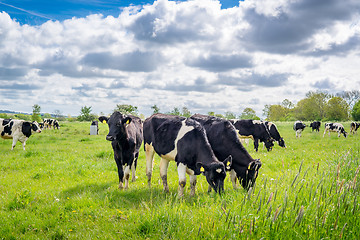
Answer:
xmin=0 ymin=121 xmax=359 ymax=239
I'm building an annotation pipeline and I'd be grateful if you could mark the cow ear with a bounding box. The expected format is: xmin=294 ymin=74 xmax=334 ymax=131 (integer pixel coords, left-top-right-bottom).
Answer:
xmin=223 ymin=155 xmax=232 ymax=170
xmin=248 ymin=160 xmax=262 ymax=171
xmin=122 ymin=117 xmax=132 ymax=125
xmin=196 ymin=162 xmax=208 ymax=173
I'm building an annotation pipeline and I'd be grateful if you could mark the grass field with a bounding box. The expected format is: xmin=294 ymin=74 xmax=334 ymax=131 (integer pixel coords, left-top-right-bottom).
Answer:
xmin=1 ymin=121 xmax=359 ymax=239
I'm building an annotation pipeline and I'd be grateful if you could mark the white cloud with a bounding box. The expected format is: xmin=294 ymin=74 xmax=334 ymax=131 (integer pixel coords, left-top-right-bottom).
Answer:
xmin=0 ymin=0 xmax=360 ymax=117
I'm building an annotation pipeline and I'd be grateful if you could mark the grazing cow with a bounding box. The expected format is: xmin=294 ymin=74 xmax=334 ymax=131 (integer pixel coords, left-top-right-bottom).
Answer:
xmin=104 ymin=112 xmax=143 ymax=189
xmin=323 ymin=123 xmax=347 ymax=138
xmin=43 ymin=118 xmax=60 ymax=129
xmin=38 ymin=122 xmax=44 ymax=129
xmin=230 ymin=119 xmax=274 ymax=152
xmin=264 ymin=121 xmax=286 ymax=148
xmin=310 ymin=121 xmax=321 ymax=132
xmin=91 ymin=120 xmax=99 ymax=134
xmin=0 ymin=118 xmax=41 ymax=150
xmin=350 ymin=122 xmax=360 ymax=134
xmin=191 ymin=114 xmax=262 ymax=190
xmin=293 ymin=121 xmax=306 ymax=138
xmin=144 ymin=113 xmax=231 ymax=196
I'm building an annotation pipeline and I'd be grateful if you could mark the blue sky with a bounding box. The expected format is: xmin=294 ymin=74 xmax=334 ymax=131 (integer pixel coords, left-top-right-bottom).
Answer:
xmin=0 ymin=0 xmax=359 ymax=117
xmin=0 ymin=0 xmax=240 ymax=25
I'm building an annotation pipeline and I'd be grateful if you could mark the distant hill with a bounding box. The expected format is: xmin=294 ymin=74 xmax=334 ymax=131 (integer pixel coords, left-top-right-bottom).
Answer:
xmin=0 ymin=110 xmax=31 ymax=115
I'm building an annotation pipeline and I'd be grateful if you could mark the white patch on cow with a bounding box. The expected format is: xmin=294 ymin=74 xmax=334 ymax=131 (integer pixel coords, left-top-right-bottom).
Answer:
xmin=236 ymin=129 xmax=255 ymax=141
xmin=216 ymin=168 xmax=222 ymax=173
xmin=161 ymin=120 xmax=194 ymax=161
xmin=252 ymin=120 xmax=262 ymax=124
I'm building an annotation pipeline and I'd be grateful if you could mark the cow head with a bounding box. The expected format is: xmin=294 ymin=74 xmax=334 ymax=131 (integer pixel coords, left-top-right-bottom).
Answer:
xmin=31 ymin=121 xmax=42 ymax=133
xmin=264 ymin=138 xmax=274 ymax=151
xmin=278 ymin=137 xmax=286 ymax=148
xmin=197 ymin=156 xmax=232 ymax=194
xmin=99 ymin=116 xmax=109 ymax=124
xmin=238 ymin=159 xmax=262 ymax=190
xmin=342 ymin=128 xmax=348 ymax=138
xmin=106 ymin=112 xmax=131 ymax=141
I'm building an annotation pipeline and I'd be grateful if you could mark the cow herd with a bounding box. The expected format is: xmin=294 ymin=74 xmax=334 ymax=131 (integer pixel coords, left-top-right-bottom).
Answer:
xmin=1 ymin=114 xmax=359 ymax=197
xmin=293 ymin=120 xmax=359 ymax=138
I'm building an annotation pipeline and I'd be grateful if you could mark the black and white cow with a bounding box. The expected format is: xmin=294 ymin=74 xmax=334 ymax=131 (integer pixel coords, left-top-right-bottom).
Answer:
xmin=229 ymin=119 xmax=274 ymax=152
xmin=143 ymin=113 xmax=231 ymax=196
xmin=350 ymin=122 xmax=360 ymax=134
xmin=43 ymin=118 xmax=60 ymax=129
xmin=104 ymin=112 xmax=143 ymax=189
xmin=264 ymin=121 xmax=286 ymax=148
xmin=323 ymin=123 xmax=347 ymax=138
xmin=293 ymin=121 xmax=306 ymax=138
xmin=91 ymin=120 xmax=99 ymax=134
xmin=0 ymin=118 xmax=41 ymax=150
xmin=310 ymin=121 xmax=321 ymax=132
xmin=191 ymin=114 xmax=261 ymax=190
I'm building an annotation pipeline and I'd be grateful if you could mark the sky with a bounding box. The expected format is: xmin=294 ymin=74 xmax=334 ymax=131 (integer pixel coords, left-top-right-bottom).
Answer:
xmin=0 ymin=0 xmax=360 ymax=117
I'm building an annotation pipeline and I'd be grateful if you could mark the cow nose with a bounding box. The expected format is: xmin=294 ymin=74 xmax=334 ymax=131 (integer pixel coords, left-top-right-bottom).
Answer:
xmin=106 ymin=135 xmax=114 ymax=141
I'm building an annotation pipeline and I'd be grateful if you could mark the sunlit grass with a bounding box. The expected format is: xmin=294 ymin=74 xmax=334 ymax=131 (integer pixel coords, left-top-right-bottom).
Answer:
xmin=0 ymin=121 xmax=359 ymax=239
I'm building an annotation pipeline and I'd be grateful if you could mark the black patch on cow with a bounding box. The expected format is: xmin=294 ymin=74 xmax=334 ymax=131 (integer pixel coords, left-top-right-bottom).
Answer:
xmin=2 ymin=120 xmax=14 ymax=137
xmin=22 ymin=122 xmax=32 ymax=138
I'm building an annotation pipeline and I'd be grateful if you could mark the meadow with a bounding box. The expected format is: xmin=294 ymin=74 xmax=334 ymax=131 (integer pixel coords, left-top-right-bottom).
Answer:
xmin=0 ymin=121 xmax=359 ymax=239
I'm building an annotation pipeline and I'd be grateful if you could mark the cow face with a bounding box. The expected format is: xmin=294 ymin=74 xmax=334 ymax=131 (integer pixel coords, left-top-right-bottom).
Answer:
xmin=106 ymin=112 xmax=131 ymax=141
xmin=278 ymin=137 xmax=286 ymax=148
xmin=198 ymin=156 xmax=232 ymax=194
xmin=31 ymin=121 xmax=42 ymax=133
xmin=264 ymin=138 xmax=274 ymax=151
xmin=238 ymin=159 xmax=262 ymax=190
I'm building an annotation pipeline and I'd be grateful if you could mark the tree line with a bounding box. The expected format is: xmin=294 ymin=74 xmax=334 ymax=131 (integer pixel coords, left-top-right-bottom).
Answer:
xmin=264 ymin=90 xmax=360 ymax=121
xmin=2 ymin=90 xmax=360 ymax=122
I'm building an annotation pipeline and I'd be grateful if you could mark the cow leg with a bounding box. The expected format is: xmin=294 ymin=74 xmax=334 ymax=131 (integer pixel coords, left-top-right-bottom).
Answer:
xmin=189 ymin=174 xmax=197 ymax=197
xmin=22 ymin=140 xmax=26 ymax=151
xmin=11 ymin=137 xmax=18 ymax=150
xmin=323 ymin=130 xmax=326 ymax=137
xmin=131 ymin=156 xmax=137 ymax=182
xmin=145 ymin=143 xmax=155 ymax=187
xmin=123 ymin=165 xmax=131 ymax=189
xmin=177 ymin=163 xmax=187 ymax=197
xmin=253 ymin=139 xmax=259 ymax=152
xmin=230 ymin=169 xmax=238 ymax=189
xmin=159 ymin=158 xmax=170 ymax=193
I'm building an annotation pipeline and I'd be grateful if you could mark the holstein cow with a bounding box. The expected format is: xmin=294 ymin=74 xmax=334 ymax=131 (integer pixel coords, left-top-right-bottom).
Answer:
xmin=143 ymin=113 xmax=231 ymax=196
xmin=293 ymin=121 xmax=306 ymax=138
xmin=104 ymin=112 xmax=143 ymax=189
xmin=191 ymin=114 xmax=262 ymax=190
xmin=323 ymin=123 xmax=347 ymax=138
xmin=0 ymin=118 xmax=41 ymax=150
xmin=230 ymin=119 xmax=274 ymax=152
xmin=43 ymin=118 xmax=60 ymax=129
xmin=310 ymin=121 xmax=321 ymax=132
xmin=264 ymin=121 xmax=286 ymax=148
xmin=350 ymin=122 xmax=360 ymax=134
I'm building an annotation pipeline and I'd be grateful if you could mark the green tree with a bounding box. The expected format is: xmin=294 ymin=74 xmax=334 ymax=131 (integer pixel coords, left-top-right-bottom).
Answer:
xmin=239 ymin=108 xmax=259 ymax=120
xmin=294 ymin=91 xmax=329 ymax=120
xmin=43 ymin=113 xmax=52 ymax=119
xmin=78 ymin=106 xmax=96 ymax=121
xmin=351 ymin=100 xmax=360 ymax=121
xmin=151 ymin=105 xmax=160 ymax=114
xmin=265 ymin=105 xmax=286 ymax=121
xmin=208 ymin=111 xmax=215 ymax=116
xmin=114 ymin=104 xmax=138 ymax=116
xmin=168 ymin=107 xmax=181 ymax=116
xmin=32 ymin=104 xmax=42 ymax=122
xmin=181 ymin=107 xmax=191 ymax=117
xmin=224 ymin=111 xmax=236 ymax=120
xmin=325 ymin=97 xmax=349 ymax=121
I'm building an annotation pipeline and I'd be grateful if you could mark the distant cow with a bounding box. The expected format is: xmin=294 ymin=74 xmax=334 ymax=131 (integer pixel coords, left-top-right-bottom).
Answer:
xmin=191 ymin=114 xmax=261 ymax=190
xmin=323 ymin=123 xmax=347 ymax=138
xmin=43 ymin=118 xmax=60 ymax=129
xmin=143 ymin=113 xmax=231 ymax=196
xmin=104 ymin=112 xmax=143 ymax=189
xmin=230 ymin=119 xmax=274 ymax=152
xmin=350 ymin=122 xmax=360 ymax=134
xmin=264 ymin=121 xmax=286 ymax=148
xmin=0 ymin=118 xmax=41 ymax=150
xmin=310 ymin=121 xmax=321 ymax=132
xmin=293 ymin=121 xmax=306 ymax=138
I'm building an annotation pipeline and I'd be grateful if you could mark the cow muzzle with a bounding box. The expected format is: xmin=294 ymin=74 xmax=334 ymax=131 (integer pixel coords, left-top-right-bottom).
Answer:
xmin=106 ymin=135 xmax=114 ymax=141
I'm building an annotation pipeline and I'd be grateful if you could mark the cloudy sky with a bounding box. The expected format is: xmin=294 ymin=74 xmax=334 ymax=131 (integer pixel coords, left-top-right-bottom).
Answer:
xmin=1 ymin=0 xmax=360 ymax=117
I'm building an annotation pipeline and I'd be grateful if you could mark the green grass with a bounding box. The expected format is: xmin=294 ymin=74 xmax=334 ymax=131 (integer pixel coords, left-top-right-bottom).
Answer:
xmin=1 ymin=121 xmax=359 ymax=239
